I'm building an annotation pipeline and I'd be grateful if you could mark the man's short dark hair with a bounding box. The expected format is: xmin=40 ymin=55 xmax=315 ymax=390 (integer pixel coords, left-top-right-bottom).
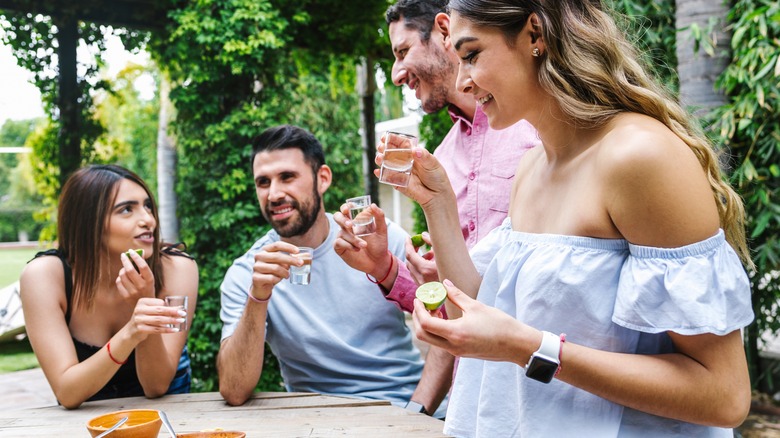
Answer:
xmin=250 ymin=125 xmax=326 ymax=175
xmin=385 ymin=0 xmax=449 ymax=43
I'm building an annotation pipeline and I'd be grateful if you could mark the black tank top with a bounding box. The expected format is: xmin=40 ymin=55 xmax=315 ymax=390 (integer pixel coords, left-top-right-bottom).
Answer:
xmin=32 ymin=247 xmax=192 ymax=401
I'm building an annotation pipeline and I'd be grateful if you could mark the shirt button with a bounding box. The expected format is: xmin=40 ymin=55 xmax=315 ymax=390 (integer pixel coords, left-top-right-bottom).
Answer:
xmin=469 ymin=221 xmax=475 ymax=231
xmin=468 ymin=172 xmax=476 ymax=180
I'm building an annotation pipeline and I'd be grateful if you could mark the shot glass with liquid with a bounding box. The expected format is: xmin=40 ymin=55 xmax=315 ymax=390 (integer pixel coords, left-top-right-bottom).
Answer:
xmin=289 ymin=247 xmax=313 ymax=285
xmin=346 ymin=195 xmax=376 ymax=236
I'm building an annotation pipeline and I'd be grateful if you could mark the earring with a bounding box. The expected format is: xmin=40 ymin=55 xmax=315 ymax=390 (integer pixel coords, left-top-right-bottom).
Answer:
xmin=532 ymin=47 xmax=541 ymax=57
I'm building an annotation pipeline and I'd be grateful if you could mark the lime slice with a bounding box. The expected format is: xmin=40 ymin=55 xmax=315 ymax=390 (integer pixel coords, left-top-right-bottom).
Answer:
xmin=416 ymin=281 xmax=447 ymax=310
xmin=126 ymin=249 xmax=144 ymax=258
xmin=410 ymin=234 xmax=425 ymax=248
xmin=125 ymin=249 xmax=144 ymax=271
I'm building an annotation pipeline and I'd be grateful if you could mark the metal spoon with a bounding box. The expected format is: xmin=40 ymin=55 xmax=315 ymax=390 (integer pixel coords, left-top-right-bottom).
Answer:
xmin=94 ymin=416 xmax=128 ymax=438
xmin=158 ymin=410 xmax=177 ymax=438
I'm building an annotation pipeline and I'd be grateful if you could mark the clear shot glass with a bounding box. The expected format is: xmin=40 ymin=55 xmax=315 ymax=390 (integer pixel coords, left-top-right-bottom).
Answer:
xmin=379 ymin=131 xmax=418 ymax=187
xmin=289 ymin=247 xmax=313 ymax=285
xmin=164 ymin=295 xmax=188 ymax=331
xmin=346 ymin=195 xmax=376 ymax=236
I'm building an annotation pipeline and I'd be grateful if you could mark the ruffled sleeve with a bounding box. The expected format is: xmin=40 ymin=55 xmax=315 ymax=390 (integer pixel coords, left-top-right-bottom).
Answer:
xmin=469 ymin=217 xmax=512 ymax=276
xmin=613 ymin=230 xmax=753 ymax=336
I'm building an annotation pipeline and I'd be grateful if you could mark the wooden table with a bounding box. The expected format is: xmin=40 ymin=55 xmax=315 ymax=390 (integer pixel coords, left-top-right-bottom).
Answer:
xmin=0 ymin=391 xmax=449 ymax=437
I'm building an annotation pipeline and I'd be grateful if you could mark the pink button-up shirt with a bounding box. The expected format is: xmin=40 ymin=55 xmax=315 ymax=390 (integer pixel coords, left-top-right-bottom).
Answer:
xmin=385 ymin=106 xmax=539 ymax=311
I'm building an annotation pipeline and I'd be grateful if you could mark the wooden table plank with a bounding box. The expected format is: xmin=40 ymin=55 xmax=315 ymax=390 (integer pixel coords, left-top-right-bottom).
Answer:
xmin=0 ymin=392 xmax=449 ymax=437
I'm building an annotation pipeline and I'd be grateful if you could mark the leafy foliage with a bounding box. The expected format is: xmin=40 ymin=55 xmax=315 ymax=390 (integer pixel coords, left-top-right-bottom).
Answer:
xmin=712 ymin=0 xmax=780 ymax=390
xmin=92 ymin=63 xmax=161 ymax=191
xmin=0 ymin=121 xmax=45 ymax=242
xmin=0 ymin=14 xmax=122 ymax=197
xmin=606 ymin=0 xmax=677 ymax=91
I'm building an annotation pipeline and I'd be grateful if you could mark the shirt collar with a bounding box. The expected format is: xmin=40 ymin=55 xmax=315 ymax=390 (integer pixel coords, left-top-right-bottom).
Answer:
xmin=447 ymin=104 xmax=487 ymax=133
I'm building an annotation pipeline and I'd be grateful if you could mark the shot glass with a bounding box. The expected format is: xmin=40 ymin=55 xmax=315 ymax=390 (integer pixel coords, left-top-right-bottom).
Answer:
xmin=164 ymin=296 xmax=188 ymax=331
xmin=289 ymin=247 xmax=313 ymax=285
xmin=379 ymin=131 xmax=418 ymax=187
xmin=346 ymin=195 xmax=376 ymax=236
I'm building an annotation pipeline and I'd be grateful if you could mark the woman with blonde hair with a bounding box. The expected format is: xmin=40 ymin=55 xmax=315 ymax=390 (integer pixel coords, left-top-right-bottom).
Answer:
xmin=21 ymin=164 xmax=198 ymax=409
xmin=390 ymin=0 xmax=754 ymax=436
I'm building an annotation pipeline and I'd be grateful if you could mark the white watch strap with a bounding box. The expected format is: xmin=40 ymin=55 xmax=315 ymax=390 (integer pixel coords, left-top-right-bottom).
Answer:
xmin=535 ymin=331 xmax=561 ymax=362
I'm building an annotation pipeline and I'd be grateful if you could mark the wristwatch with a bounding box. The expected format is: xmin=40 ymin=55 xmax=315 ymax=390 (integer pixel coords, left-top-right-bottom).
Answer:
xmin=404 ymin=400 xmax=430 ymax=415
xmin=525 ymin=331 xmax=561 ymax=383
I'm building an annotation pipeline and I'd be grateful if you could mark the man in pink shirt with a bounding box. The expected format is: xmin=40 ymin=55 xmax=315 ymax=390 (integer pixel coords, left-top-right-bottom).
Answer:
xmin=380 ymin=0 xmax=538 ymax=303
xmin=333 ymin=0 xmax=538 ymax=417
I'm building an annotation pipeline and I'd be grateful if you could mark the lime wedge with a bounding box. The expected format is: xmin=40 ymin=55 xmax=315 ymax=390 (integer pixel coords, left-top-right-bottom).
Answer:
xmin=125 ymin=249 xmax=144 ymax=271
xmin=411 ymin=234 xmax=425 ymax=248
xmin=126 ymin=249 xmax=144 ymax=258
xmin=416 ymin=281 xmax=447 ymax=310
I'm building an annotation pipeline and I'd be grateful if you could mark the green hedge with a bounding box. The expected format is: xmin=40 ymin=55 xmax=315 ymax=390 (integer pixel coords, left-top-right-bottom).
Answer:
xmin=0 ymin=208 xmax=44 ymax=242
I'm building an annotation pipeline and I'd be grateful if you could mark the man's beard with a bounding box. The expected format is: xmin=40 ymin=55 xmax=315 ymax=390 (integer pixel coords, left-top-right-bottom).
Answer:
xmin=417 ymin=44 xmax=455 ymax=114
xmin=264 ymin=186 xmax=322 ymax=238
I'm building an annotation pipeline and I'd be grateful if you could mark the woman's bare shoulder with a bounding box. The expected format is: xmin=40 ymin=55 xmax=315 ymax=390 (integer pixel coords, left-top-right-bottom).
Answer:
xmin=597 ymin=113 xmax=719 ymax=246
xmin=599 ymin=113 xmax=689 ymax=166
xmin=20 ymin=253 xmax=67 ymax=305
xmin=161 ymin=250 xmax=198 ymax=275
xmin=161 ymin=250 xmax=199 ymax=297
xmin=21 ymin=254 xmax=65 ymax=285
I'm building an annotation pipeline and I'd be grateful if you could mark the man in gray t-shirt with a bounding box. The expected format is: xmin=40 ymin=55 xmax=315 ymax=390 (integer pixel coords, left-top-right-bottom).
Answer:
xmin=217 ymin=125 xmax=447 ymax=418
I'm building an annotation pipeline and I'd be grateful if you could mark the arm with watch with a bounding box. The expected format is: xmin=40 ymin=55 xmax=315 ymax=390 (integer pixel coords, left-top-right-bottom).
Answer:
xmin=411 ymin=282 xmax=750 ymax=427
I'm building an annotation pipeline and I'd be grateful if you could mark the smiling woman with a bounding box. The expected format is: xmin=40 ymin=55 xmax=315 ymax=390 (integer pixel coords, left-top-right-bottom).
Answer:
xmin=18 ymin=164 xmax=199 ymax=409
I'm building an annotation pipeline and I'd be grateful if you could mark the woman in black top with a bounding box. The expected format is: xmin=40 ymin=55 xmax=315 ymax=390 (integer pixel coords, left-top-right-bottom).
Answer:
xmin=20 ymin=164 xmax=198 ymax=409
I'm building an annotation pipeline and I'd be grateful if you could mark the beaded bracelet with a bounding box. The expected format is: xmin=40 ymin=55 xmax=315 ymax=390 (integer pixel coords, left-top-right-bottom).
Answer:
xmin=366 ymin=251 xmax=394 ymax=285
xmin=106 ymin=341 xmax=128 ymax=365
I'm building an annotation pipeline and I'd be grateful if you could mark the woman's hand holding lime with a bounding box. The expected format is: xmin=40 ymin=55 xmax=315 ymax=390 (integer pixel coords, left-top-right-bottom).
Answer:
xmin=117 ymin=249 xmax=154 ymax=300
xmin=412 ymin=279 xmax=529 ymax=363
xmin=416 ymin=281 xmax=447 ymax=311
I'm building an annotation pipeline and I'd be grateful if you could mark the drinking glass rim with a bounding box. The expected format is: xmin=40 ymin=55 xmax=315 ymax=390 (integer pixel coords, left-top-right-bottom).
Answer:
xmin=346 ymin=195 xmax=371 ymax=204
xmin=385 ymin=131 xmax=417 ymax=139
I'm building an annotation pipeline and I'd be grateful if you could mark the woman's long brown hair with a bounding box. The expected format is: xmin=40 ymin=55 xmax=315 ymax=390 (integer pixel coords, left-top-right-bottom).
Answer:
xmin=57 ymin=164 xmax=165 ymax=311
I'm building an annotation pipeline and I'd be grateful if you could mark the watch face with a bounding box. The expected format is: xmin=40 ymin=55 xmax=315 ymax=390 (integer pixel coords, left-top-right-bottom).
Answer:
xmin=525 ymin=355 xmax=558 ymax=383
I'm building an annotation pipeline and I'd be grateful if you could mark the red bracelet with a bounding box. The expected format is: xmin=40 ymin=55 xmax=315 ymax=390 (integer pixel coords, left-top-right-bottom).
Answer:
xmin=366 ymin=251 xmax=394 ymax=285
xmin=248 ymin=290 xmax=272 ymax=304
xmin=554 ymin=333 xmax=566 ymax=377
xmin=106 ymin=341 xmax=128 ymax=365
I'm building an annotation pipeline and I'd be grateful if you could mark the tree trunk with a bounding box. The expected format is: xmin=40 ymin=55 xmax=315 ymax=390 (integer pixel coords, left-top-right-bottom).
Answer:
xmin=357 ymin=57 xmax=378 ymax=205
xmin=54 ymin=15 xmax=80 ymax=187
xmin=675 ymin=0 xmax=731 ymax=117
xmin=157 ymin=75 xmax=179 ymax=243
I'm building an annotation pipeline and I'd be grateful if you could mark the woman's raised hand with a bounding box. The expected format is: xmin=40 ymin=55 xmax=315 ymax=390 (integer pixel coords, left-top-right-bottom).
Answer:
xmin=116 ymin=250 xmax=155 ymax=300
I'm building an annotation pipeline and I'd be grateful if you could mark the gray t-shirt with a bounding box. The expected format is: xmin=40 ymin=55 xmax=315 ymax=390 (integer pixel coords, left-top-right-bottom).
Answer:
xmin=220 ymin=214 xmax=425 ymax=407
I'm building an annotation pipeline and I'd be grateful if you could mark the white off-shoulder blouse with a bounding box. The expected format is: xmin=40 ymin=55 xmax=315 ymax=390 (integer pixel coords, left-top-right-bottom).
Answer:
xmin=444 ymin=219 xmax=752 ymax=438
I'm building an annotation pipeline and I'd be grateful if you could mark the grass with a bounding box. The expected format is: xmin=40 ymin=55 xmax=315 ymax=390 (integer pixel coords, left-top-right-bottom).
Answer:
xmin=0 ymin=247 xmax=42 ymax=288
xmin=0 ymin=247 xmax=45 ymax=373
xmin=0 ymin=336 xmax=38 ymax=373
